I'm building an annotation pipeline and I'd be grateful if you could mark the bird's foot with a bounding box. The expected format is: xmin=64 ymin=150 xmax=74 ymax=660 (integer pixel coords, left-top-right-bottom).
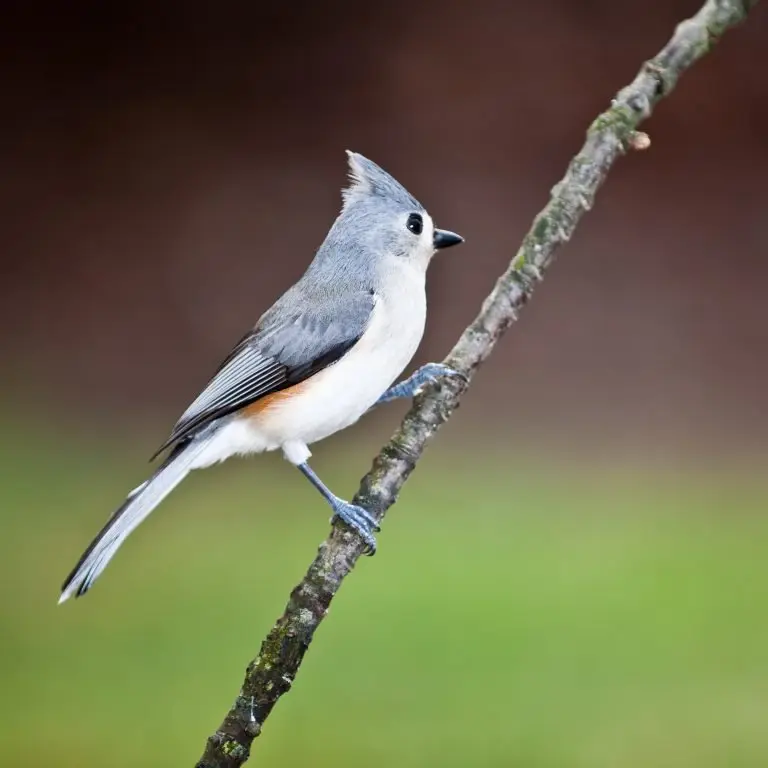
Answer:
xmin=410 ymin=363 xmax=467 ymax=395
xmin=377 ymin=363 xmax=466 ymax=405
xmin=330 ymin=498 xmax=380 ymax=555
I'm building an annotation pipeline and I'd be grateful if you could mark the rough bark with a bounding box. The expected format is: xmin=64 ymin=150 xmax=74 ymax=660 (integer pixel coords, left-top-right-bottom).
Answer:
xmin=196 ymin=1 xmax=760 ymax=765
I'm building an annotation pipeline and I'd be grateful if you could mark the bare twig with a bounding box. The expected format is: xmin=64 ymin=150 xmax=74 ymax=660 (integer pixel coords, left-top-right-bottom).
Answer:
xmin=196 ymin=1 xmax=760 ymax=765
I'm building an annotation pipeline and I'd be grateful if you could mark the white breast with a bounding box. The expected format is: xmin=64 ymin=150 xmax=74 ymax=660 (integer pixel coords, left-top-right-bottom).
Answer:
xmin=260 ymin=265 xmax=427 ymax=448
xmin=191 ymin=262 xmax=428 ymax=469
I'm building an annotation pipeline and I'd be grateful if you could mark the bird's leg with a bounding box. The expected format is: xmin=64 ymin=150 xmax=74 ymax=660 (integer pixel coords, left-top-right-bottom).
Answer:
xmin=296 ymin=462 xmax=379 ymax=554
xmin=375 ymin=363 xmax=466 ymax=406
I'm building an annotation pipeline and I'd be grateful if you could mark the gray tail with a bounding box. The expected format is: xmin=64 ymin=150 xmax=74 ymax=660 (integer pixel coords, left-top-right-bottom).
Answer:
xmin=59 ymin=441 xmax=204 ymax=603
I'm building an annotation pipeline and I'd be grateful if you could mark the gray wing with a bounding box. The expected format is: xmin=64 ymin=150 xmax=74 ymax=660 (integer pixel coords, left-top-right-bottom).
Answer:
xmin=152 ymin=288 xmax=376 ymax=457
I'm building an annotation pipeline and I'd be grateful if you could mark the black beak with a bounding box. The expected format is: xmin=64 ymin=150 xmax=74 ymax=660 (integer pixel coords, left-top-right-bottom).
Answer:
xmin=433 ymin=228 xmax=464 ymax=250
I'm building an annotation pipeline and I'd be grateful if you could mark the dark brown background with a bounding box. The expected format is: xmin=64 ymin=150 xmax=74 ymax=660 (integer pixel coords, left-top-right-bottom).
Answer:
xmin=2 ymin=0 xmax=766 ymax=459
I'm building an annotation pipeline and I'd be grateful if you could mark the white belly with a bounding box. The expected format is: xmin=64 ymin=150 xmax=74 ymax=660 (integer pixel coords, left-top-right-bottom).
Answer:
xmin=193 ymin=270 xmax=427 ymax=468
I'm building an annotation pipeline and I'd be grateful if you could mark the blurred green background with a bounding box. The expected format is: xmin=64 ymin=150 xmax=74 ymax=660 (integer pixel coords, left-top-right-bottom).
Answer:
xmin=4 ymin=423 xmax=768 ymax=767
xmin=2 ymin=1 xmax=768 ymax=766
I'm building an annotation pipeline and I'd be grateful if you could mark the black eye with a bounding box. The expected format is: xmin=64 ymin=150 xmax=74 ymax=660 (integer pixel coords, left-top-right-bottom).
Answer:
xmin=406 ymin=213 xmax=423 ymax=235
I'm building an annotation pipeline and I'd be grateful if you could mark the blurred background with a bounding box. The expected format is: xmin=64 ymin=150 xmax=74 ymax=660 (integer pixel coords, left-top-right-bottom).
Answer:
xmin=2 ymin=1 xmax=768 ymax=766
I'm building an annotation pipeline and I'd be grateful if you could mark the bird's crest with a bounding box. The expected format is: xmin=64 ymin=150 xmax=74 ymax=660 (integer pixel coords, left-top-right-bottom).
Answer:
xmin=342 ymin=150 xmax=422 ymax=211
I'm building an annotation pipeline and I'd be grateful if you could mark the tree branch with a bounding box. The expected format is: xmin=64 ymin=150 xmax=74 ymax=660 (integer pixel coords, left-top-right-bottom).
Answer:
xmin=196 ymin=1 xmax=759 ymax=765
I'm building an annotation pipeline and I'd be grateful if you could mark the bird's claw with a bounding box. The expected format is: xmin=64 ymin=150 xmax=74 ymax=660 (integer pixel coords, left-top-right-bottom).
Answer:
xmin=412 ymin=363 xmax=467 ymax=395
xmin=330 ymin=500 xmax=380 ymax=555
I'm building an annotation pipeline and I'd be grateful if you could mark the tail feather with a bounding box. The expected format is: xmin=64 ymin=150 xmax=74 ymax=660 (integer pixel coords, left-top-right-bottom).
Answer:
xmin=59 ymin=441 xmax=204 ymax=603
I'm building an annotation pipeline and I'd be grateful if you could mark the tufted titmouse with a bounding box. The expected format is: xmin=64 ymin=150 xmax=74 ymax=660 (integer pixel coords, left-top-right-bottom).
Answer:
xmin=59 ymin=151 xmax=463 ymax=603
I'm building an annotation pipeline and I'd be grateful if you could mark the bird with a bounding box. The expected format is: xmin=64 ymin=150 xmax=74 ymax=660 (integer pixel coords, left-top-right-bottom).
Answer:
xmin=59 ymin=150 xmax=464 ymax=603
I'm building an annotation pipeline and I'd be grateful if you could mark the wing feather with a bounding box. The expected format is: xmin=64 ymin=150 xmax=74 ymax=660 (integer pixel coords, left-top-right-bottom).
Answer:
xmin=152 ymin=289 xmax=375 ymax=457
